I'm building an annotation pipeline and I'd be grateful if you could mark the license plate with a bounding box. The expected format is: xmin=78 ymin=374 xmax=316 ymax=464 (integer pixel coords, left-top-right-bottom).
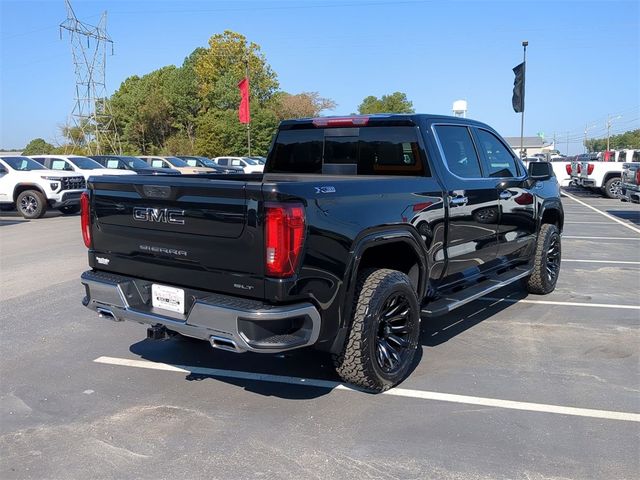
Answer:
xmin=151 ymin=284 xmax=185 ymax=314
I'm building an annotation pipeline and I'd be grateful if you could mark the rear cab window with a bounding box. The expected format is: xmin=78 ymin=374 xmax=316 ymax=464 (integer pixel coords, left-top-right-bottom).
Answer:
xmin=267 ymin=126 xmax=429 ymax=176
xmin=432 ymin=125 xmax=482 ymax=178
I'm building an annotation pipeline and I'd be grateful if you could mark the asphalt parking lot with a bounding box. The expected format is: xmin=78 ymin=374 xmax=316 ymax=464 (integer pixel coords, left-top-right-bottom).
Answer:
xmin=1 ymin=188 xmax=639 ymax=480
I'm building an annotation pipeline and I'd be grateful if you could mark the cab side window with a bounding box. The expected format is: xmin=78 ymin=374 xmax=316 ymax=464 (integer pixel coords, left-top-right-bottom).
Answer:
xmin=217 ymin=158 xmax=228 ymax=166
xmin=475 ymin=129 xmax=519 ymax=178
xmin=150 ymin=159 xmax=165 ymax=168
xmin=51 ymin=159 xmax=73 ymax=171
xmin=434 ymin=125 xmax=483 ymax=178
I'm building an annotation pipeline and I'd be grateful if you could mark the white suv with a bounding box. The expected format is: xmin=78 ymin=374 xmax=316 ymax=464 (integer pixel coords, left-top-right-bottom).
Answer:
xmin=0 ymin=156 xmax=86 ymax=219
xmin=213 ymin=156 xmax=264 ymax=174
xmin=29 ymin=155 xmax=136 ymax=181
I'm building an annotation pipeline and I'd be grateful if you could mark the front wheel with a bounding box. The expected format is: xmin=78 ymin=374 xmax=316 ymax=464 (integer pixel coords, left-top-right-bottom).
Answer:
xmin=16 ymin=190 xmax=47 ymax=219
xmin=334 ymin=269 xmax=421 ymax=392
xmin=525 ymin=224 xmax=561 ymax=294
xmin=603 ymin=177 xmax=622 ymax=199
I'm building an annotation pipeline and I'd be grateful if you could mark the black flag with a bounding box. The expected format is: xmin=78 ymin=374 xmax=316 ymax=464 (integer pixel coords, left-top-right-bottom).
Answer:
xmin=512 ymin=62 xmax=525 ymax=113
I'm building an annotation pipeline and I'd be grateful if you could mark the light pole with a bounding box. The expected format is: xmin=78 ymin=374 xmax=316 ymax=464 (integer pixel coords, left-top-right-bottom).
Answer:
xmin=606 ymin=114 xmax=622 ymax=152
xmin=519 ymin=41 xmax=528 ymax=158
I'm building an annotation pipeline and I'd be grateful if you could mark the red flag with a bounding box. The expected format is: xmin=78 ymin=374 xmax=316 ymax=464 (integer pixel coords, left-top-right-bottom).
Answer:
xmin=238 ymin=77 xmax=250 ymax=124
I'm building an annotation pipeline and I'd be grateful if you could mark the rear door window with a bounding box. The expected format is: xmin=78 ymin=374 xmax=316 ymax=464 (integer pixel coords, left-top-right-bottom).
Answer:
xmin=51 ymin=159 xmax=73 ymax=171
xmin=106 ymin=159 xmax=121 ymax=168
xmin=474 ymin=129 xmax=520 ymax=177
xmin=433 ymin=125 xmax=483 ymax=178
xmin=150 ymin=159 xmax=165 ymax=168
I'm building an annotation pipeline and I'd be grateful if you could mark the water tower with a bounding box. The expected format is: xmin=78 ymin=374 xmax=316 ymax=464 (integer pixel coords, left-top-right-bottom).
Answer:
xmin=452 ymin=100 xmax=468 ymax=118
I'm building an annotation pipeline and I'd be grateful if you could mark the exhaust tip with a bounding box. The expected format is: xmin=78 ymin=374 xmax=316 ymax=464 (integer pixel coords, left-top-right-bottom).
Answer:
xmin=97 ymin=307 xmax=120 ymax=321
xmin=209 ymin=335 xmax=240 ymax=352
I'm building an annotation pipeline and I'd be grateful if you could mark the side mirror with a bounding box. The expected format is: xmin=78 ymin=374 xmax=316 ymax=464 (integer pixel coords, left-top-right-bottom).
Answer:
xmin=528 ymin=161 xmax=554 ymax=180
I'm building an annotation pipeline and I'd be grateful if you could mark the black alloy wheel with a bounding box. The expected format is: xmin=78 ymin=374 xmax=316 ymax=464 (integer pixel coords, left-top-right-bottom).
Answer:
xmin=375 ymin=293 xmax=413 ymax=374
xmin=545 ymin=233 xmax=561 ymax=283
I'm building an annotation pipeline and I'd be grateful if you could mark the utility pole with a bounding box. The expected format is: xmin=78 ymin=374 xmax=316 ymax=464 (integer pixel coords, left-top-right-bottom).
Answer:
xmin=60 ymin=0 xmax=120 ymax=154
xmin=565 ymin=131 xmax=569 ymax=155
xmin=606 ymin=114 xmax=622 ymax=152
xmin=553 ymin=132 xmax=556 ymax=152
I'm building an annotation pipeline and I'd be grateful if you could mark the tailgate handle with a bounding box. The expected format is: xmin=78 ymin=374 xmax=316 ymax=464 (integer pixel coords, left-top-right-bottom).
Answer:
xmin=142 ymin=185 xmax=171 ymax=199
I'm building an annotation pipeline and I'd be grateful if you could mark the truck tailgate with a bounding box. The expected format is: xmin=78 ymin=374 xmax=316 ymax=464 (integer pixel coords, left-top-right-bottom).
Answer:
xmin=88 ymin=175 xmax=265 ymax=298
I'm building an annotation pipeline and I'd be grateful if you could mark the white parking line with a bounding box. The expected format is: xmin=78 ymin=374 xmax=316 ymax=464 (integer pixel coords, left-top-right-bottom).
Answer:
xmin=481 ymin=297 xmax=640 ymax=310
xmin=94 ymin=356 xmax=640 ymax=423
xmin=564 ymin=221 xmax=633 ymax=224
xmin=563 ymin=236 xmax=640 ymax=241
xmin=562 ymin=190 xmax=640 ymax=234
xmin=563 ymin=259 xmax=640 ymax=265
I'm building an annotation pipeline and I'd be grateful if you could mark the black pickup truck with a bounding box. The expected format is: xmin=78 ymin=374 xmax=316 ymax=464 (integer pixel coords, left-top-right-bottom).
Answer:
xmin=80 ymin=114 xmax=564 ymax=391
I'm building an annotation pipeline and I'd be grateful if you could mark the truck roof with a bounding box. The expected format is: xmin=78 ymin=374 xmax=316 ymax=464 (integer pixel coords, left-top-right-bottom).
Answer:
xmin=279 ymin=113 xmax=491 ymax=130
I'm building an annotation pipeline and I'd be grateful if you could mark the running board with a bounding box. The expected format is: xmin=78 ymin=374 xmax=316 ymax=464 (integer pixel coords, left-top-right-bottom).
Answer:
xmin=421 ymin=266 xmax=531 ymax=317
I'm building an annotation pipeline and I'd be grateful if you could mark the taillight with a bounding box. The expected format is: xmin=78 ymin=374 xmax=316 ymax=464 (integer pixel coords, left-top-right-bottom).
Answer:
xmin=565 ymin=164 xmax=572 ymax=175
xmin=636 ymin=169 xmax=640 ymax=185
xmin=80 ymin=191 xmax=91 ymax=248
xmin=265 ymin=203 xmax=306 ymax=278
xmin=312 ymin=116 xmax=369 ymax=127
xmin=587 ymin=163 xmax=594 ymax=175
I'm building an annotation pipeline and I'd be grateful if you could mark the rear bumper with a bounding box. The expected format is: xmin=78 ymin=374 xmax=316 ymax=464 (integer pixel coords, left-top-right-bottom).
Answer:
xmin=81 ymin=270 xmax=321 ymax=353
xmin=620 ymin=186 xmax=640 ymax=203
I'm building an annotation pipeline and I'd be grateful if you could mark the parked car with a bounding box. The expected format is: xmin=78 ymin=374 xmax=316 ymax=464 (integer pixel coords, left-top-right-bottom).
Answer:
xmin=213 ymin=156 xmax=264 ymax=173
xmin=176 ymin=156 xmax=243 ymax=174
xmin=30 ymin=155 xmax=136 ymax=181
xmin=138 ymin=156 xmax=216 ymax=174
xmin=0 ymin=155 xmax=86 ymax=218
xmin=90 ymin=155 xmax=179 ymax=175
xmin=80 ymin=114 xmax=564 ymax=392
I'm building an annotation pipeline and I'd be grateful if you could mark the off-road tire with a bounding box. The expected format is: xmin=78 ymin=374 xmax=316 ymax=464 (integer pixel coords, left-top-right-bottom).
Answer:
xmin=333 ymin=268 xmax=420 ymax=392
xmin=525 ymin=224 xmax=561 ymax=294
xmin=16 ymin=190 xmax=47 ymax=219
xmin=603 ymin=177 xmax=622 ymax=199
xmin=59 ymin=205 xmax=80 ymax=215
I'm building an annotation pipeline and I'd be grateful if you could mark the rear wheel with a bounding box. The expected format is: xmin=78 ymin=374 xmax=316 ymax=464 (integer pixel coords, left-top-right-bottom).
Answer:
xmin=603 ymin=177 xmax=622 ymax=199
xmin=58 ymin=205 xmax=80 ymax=215
xmin=16 ymin=190 xmax=47 ymax=219
xmin=334 ymin=269 xmax=421 ymax=392
xmin=525 ymin=224 xmax=561 ymax=294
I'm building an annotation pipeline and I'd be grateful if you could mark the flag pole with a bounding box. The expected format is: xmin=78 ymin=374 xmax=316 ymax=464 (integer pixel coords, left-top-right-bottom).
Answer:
xmin=519 ymin=41 xmax=528 ymax=159
xmin=245 ymin=59 xmax=251 ymax=156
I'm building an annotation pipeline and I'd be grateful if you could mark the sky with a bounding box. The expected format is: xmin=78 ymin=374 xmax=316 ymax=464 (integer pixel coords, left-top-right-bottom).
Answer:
xmin=1 ymin=0 xmax=639 ymax=154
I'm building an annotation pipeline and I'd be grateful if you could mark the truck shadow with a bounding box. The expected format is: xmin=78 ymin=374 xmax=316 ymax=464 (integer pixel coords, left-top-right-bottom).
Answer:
xmin=129 ymin=286 xmax=525 ymax=399
xmin=605 ymin=209 xmax=640 ymax=225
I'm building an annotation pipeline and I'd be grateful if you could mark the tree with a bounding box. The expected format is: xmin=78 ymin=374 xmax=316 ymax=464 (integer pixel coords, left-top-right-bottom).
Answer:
xmin=272 ymin=92 xmax=336 ymax=121
xmin=194 ymin=30 xmax=279 ymax=111
xmin=22 ymin=138 xmax=54 ymax=155
xmin=585 ymin=129 xmax=640 ymax=152
xmin=357 ymin=92 xmax=415 ymax=114
xmin=195 ymin=107 xmax=278 ymax=157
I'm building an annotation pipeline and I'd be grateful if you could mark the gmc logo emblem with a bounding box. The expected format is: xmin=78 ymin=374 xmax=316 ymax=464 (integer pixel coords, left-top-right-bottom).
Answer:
xmin=133 ymin=207 xmax=185 ymax=225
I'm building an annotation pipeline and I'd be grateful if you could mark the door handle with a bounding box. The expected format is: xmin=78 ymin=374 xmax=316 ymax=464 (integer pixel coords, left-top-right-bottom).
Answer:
xmin=499 ymin=190 xmax=513 ymax=200
xmin=449 ymin=196 xmax=468 ymax=206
